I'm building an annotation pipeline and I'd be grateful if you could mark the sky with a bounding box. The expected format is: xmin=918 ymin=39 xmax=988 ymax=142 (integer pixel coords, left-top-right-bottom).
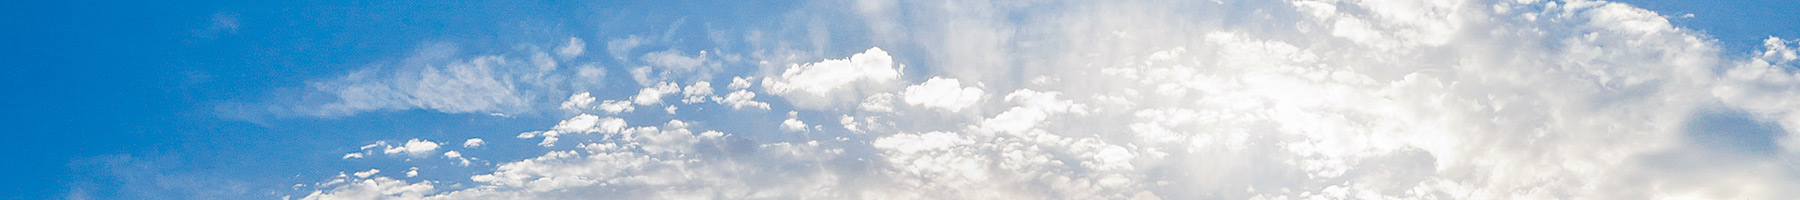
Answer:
xmin=2 ymin=0 xmax=1799 ymax=199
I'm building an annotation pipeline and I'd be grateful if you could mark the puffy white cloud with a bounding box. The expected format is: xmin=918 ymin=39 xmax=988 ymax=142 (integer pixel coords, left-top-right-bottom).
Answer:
xmin=901 ymin=77 xmax=984 ymax=112
xmin=681 ymin=81 xmax=714 ymax=104
xmin=376 ymin=139 xmax=441 ymax=157
xmin=301 ymin=175 xmax=433 ymax=200
xmin=300 ymin=0 xmax=1800 ymax=199
xmin=462 ymin=138 xmax=484 ymax=148
xmin=630 ymin=82 xmax=680 ymax=106
xmin=718 ymin=90 xmax=771 ymax=110
xmin=352 ymin=169 xmax=380 ymax=178
xmin=522 ymin=114 xmax=629 ymax=147
xmin=1715 ymin=37 xmax=1800 ymax=151
xmin=782 ymin=111 xmax=809 ymax=132
xmin=728 ymin=76 xmax=756 ymax=90
xmin=763 ymin=47 xmax=904 ymax=109
xmin=596 ymin=100 xmax=634 ymax=114
xmin=557 ymin=92 xmax=594 ymax=111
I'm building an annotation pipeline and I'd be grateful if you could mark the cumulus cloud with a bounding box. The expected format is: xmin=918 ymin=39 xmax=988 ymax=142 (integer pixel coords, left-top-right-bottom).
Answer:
xmin=763 ymin=47 xmax=904 ymax=109
xmin=782 ymin=111 xmax=809 ymax=132
xmin=681 ymin=81 xmax=714 ymax=104
xmin=901 ymin=77 xmax=984 ymax=112
xmin=462 ymin=138 xmax=485 ymax=148
xmin=380 ymin=139 xmax=441 ymax=157
xmin=300 ymin=0 xmax=1800 ymax=199
xmin=718 ymin=90 xmax=771 ymax=110
xmin=630 ymin=82 xmax=680 ymax=106
xmin=557 ymin=92 xmax=594 ymax=111
xmin=1715 ymin=37 xmax=1800 ymax=151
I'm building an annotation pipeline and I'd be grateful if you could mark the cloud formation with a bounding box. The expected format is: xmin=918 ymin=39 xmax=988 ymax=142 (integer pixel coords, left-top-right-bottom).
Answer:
xmin=297 ymin=0 xmax=1800 ymax=199
xmin=762 ymin=47 xmax=903 ymax=109
xmin=293 ymin=42 xmax=582 ymax=117
xmin=901 ymin=77 xmax=984 ymax=112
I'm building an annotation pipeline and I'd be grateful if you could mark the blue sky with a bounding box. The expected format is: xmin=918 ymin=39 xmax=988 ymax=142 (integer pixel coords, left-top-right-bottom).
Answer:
xmin=4 ymin=0 xmax=1800 ymax=199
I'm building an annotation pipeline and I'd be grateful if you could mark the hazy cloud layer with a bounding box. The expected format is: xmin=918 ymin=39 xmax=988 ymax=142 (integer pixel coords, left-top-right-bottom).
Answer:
xmin=297 ymin=0 xmax=1800 ymax=199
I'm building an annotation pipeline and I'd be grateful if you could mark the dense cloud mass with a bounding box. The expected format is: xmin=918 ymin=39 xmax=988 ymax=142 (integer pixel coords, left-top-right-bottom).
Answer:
xmin=299 ymin=0 xmax=1800 ymax=199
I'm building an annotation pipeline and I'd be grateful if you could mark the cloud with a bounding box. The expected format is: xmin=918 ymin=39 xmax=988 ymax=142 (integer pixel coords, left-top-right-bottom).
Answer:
xmin=718 ymin=90 xmax=771 ymax=110
xmin=630 ymin=82 xmax=679 ymax=106
xmin=782 ymin=111 xmax=809 ymax=132
xmin=762 ymin=47 xmax=904 ymax=109
xmin=380 ymin=139 xmax=442 ymax=157
xmin=301 ymin=175 xmax=433 ymax=200
xmin=607 ymin=35 xmax=647 ymax=61
xmin=642 ymin=50 xmax=707 ymax=72
xmin=463 ymin=138 xmax=485 ymax=148
xmin=519 ymin=113 xmax=629 ymax=147
xmin=681 ymin=81 xmax=714 ymax=104
xmin=1714 ymin=36 xmax=1800 ymax=151
xmin=901 ymin=77 xmax=984 ymax=112
xmin=556 ymin=92 xmax=594 ymax=111
xmin=556 ymin=37 xmax=585 ymax=60
xmin=192 ymin=12 xmax=240 ymax=38
xmin=298 ymin=0 xmax=1800 ymax=199
xmin=290 ymin=42 xmax=582 ymax=117
xmin=628 ymin=49 xmax=728 ymax=87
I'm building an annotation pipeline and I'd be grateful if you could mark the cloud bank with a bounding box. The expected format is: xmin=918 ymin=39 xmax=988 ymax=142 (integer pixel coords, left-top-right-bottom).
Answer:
xmin=296 ymin=0 xmax=1800 ymax=199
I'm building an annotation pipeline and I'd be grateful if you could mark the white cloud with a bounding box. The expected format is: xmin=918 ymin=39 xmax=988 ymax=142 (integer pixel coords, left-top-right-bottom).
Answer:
xmin=728 ymin=76 xmax=756 ymax=90
xmin=607 ymin=35 xmax=646 ymax=61
xmin=558 ymin=92 xmax=594 ymax=111
xmin=596 ymin=100 xmax=635 ymax=114
xmin=631 ymin=82 xmax=680 ymax=106
xmin=301 ymin=175 xmax=433 ymax=200
xmin=1715 ymin=37 xmax=1800 ymax=151
xmin=557 ymin=37 xmax=586 ymax=59
xmin=352 ymin=169 xmax=379 ymax=178
xmin=301 ymin=0 xmax=1800 ymax=199
xmin=642 ymin=50 xmax=708 ymax=72
xmin=858 ymin=93 xmax=896 ymax=113
xmin=762 ymin=47 xmax=904 ymax=109
xmin=463 ymin=138 xmax=484 ymax=148
xmin=552 ymin=114 xmax=601 ymax=132
xmin=295 ymin=41 xmax=594 ymax=117
xmin=681 ymin=81 xmax=714 ymax=104
xmin=901 ymin=77 xmax=984 ymax=112
xmin=978 ymin=89 xmax=1084 ymax=135
xmin=575 ymin=64 xmax=606 ymax=87
xmin=380 ymin=139 xmax=441 ymax=157
xmin=782 ymin=111 xmax=809 ymax=132
xmin=525 ymin=114 xmax=630 ymax=147
xmin=718 ymin=90 xmax=771 ymax=110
